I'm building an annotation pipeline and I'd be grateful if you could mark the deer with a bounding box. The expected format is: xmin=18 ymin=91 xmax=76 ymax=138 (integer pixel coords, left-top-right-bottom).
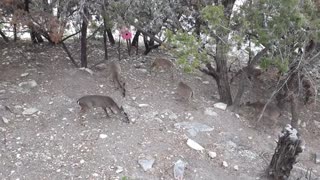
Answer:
xmin=245 ymin=101 xmax=281 ymax=127
xmin=109 ymin=61 xmax=126 ymax=97
xmin=77 ymin=95 xmax=130 ymax=123
xmin=150 ymin=58 xmax=175 ymax=79
xmin=176 ymin=81 xmax=194 ymax=102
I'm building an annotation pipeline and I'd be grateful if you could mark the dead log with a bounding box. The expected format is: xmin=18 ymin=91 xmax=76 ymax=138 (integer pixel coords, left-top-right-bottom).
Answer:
xmin=268 ymin=124 xmax=303 ymax=180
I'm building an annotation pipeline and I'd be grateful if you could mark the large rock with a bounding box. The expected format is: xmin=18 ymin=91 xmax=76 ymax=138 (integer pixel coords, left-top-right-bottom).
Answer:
xmin=174 ymin=121 xmax=214 ymax=137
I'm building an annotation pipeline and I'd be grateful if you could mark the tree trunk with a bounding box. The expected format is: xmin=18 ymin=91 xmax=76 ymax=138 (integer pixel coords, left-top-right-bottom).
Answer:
xmin=106 ymin=28 xmax=115 ymax=45
xmin=215 ymin=36 xmax=233 ymax=105
xmin=132 ymin=30 xmax=141 ymax=47
xmin=268 ymin=125 xmax=303 ymax=180
xmin=231 ymin=72 xmax=246 ymax=111
xmin=103 ymin=16 xmax=108 ymax=61
xmin=80 ymin=7 xmax=89 ymax=68
xmin=25 ymin=0 xmax=44 ymax=44
xmin=13 ymin=24 xmax=17 ymax=41
xmin=290 ymin=93 xmax=299 ymax=129
xmin=0 ymin=29 xmax=9 ymax=42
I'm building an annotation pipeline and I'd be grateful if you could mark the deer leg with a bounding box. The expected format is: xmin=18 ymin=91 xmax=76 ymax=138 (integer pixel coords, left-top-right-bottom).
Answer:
xmin=103 ymin=108 xmax=110 ymax=118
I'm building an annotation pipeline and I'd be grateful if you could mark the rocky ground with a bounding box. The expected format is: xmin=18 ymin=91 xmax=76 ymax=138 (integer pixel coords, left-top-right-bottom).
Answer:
xmin=0 ymin=41 xmax=320 ymax=180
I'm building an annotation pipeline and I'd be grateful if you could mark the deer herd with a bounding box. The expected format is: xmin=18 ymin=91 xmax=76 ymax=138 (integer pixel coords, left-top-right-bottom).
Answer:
xmin=77 ymin=57 xmax=282 ymax=127
xmin=77 ymin=57 xmax=194 ymax=124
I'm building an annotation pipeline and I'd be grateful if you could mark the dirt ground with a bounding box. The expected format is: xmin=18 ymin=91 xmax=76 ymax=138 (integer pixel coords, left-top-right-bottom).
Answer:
xmin=0 ymin=40 xmax=319 ymax=180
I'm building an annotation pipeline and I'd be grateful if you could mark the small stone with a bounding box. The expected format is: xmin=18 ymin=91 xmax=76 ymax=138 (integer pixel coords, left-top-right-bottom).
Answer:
xmin=138 ymin=69 xmax=148 ymax=73
xmin=79 ymin=67 xmax=94 ymax=75
xmin=48 ymin=101 xmax=53 ymax=105
xmin=0 ymin=89 xmax=5 ymax=94
xmin=213 ymin=102 xmax=227 ymax=110
xmin=169 ymin=113 xmax=178 ymax=120
xmin=92 ymin=173 xmax=99 ymax=177
xmin=301 ymin=122 xmax=307 ymax=128
xmin=18 ymin=80 xmax=38 ymax=89
xmin=248 ymin=136 xmax=253 ymax=140
xmin=222 ymin=161 xmax=228 ymax=167
xmin=138 ymin=104 xmax=149 ymax=108
xmin=20 ymin=73 xmax=29 ymax=77
xmin=1 ymin=116 xmax=9 ymax=124
xmin=22 ymin=108 xmax=39 ymax=115
xmin=204 ymin=107 xmax=218 ymax=116
xmin=187 ymin=139 xmax=204 ymax=151
xmin=174 ymin=159 xmax=187 ymax=180
xmin=99 ymin=134 xmax=108 ymax=139
xmin=80 ymin=159 xmax=85 ymax=164
xmin=138 ymin=158 xmax=155 ymax=171
xmin=208 ymin=151 xmax=217 ymax=159
xmin=235 ymin=114 xmax=240 ymax=118
xmin=314 ymin=120 xmax=320 ymax=129
xmin=115 ymin=166 xmax=124 ymax=173
xmin=132 ymin=97 xmax=137 ymax=101
xmin=56 ymin=169 xmax=61 ymax=172
xmin=234 ymin=165 xmax=239 ymax=171
xmin=202 ymin=81 xmax=209 ymax=84
xmin=99 ymin=84 xmax=104 ymax=88
xmin=316 ymin=153 xmax=320 ymax=164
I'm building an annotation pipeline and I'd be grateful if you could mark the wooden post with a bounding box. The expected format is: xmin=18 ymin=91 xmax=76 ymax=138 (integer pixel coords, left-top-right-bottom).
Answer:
xmin=268 ymin=124 xmax=303 ymax=180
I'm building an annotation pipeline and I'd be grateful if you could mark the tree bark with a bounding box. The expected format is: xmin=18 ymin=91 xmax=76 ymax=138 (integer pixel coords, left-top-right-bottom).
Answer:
xmin=13 ymin=24 xmax=17 ymax=41
xmin=268 ymin=125 xmax=303 ymax=180
xmin=80 ymin=7 xmax=89 ymax=68
xmin=25 ymin=0 xmax=44 ymax=43
xmin=132 ymin=30 xmax=141 ymax=47
xmin=103 ymin=16 xmax=108 ymax=61
xmin=106 ymin=28 xmax=115 ymax=45
xmin=0 ymin=29 xmax=9 ymax=42
xmin=290 ymin=93 xmax=299 ymax=129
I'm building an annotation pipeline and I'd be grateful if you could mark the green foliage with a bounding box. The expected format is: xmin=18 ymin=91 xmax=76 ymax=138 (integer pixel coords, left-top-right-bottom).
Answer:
xmin=165 ymin=30 xmax=207 ymax=72
xmin=121 ymin=176 xmax=128 ymax=180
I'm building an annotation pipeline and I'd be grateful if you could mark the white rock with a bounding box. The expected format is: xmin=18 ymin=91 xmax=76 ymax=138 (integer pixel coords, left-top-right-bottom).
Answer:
xmin=208 ymin=151 xmax=217 ymax=159
xmin=92 ymin=173 xmax=99 ymax=177
xmin=80 ymin=159 xmax=85 ymax=164
xmin=18 ymin=80 xmax=38 ymax=89
xmin=204 ymin=107 xmax=218 ymax=116
xmin=48 ymin=101 xmax=53 ymax=105
xmin=22 ymin=108 xmax=39 ymax=115
xmin=138 ymin=69 xmax=148 ymax=73
xmin=0 ymin=89 xmax=5 ymax=94
xmin=79 ymin=67 xmax=94 ymax=75
xmin=222 ymin=161 xmax=228 ymax=167
xmin=138 ymin=158 xmax=155 ymax=171
xmin=174 ymin=159 xmax=187 ymax=180
xmin=314 ymin=120 xmax=320 ymax=129
xmin=235 ymin=114 xmax=240 ymax=118
xmin=187 ymin=139 xmax=204 ymax=151
xmin=99 ymin=134 xmax=108 ymax=139
xmin=138 ymin=104 xmax=149 ymax=108
xmin=1 ymin=117 xmax=9 ymax=124
xmin=202 ymin=81 xmax=210 ymax=84
xmin=234 ymin=165 xmax=239 ymax=171
xmin=20 ymin=73 xmax=29 ymax=77
xmin=169 ymin=113 xmax=178 ymax=120
xmin=115 ymin=166 xmax=124 ymax=173
xmin=132 ymin=97 xmax=137 ymax=101
xmin=213 ymin=102 xmax=227 ymax=110
xmin=248 ymin=136 xmax=253 ymax=140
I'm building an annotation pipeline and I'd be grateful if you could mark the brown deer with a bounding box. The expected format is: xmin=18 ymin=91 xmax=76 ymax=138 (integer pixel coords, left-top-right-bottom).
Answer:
xmin=77 ymin=95 xmax=130 ymax=123
xmin=176 ymin=81 xmax=194 ymax=102
xmin=109 ymin=61 xmax=126 ymax=97
xmin=150 ymin=58 xmax=175 ymax=79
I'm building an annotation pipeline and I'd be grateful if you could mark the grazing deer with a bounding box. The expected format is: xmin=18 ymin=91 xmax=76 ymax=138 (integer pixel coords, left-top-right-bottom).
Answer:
xmin=77 ymin=95 xmax=130 ymax=123
xmin=109 ymin=61 xmax=126 ymax=97
xmin=245 ymin=101 xmax=281 ymax=127
xmin=176 ymin=81 xmax=194 ymax=102
xmin=150 ymin=58 xmax=175 ymax=79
